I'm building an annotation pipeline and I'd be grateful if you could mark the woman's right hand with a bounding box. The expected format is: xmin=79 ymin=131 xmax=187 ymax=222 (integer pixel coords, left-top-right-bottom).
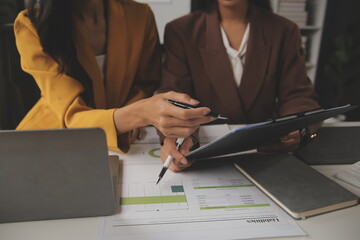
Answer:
xmin=161 ymin=137 xmax=194 ymax=172
xmin=142 ymin=91 xmax=216 ymax=138
xmin=114 ymin=91 xmax=216 ymax=138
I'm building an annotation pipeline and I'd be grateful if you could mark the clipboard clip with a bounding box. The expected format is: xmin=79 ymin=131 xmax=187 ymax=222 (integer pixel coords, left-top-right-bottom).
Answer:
xmin=273 ymin=108 xmax=325 ymax=123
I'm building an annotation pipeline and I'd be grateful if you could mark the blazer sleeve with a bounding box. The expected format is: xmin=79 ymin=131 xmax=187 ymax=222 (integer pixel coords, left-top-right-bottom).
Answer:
xmin=127 ymin=6 xmax=161 ymax=105
xmin=157 ymin=22 xmax=201 ymax=147
xmin=276 ymin=23 xmax=321 ymax=134
xmin=14 ymin=13 xmax=122 ymax=152
xmin=158 ymin=22 xmax=194 ymax=96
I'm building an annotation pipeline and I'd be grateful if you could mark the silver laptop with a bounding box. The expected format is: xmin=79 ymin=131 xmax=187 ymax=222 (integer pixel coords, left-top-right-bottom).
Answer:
xmin=0 ymin=128 xmax=118 ymax=223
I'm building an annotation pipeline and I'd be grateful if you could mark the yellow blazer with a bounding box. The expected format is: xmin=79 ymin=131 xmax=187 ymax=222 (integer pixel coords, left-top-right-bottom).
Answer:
xmin=14 ymin=0 xmax=161 ymax=152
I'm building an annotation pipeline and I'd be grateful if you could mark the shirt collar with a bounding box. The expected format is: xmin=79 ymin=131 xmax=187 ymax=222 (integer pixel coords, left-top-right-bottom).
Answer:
xmin=220 ymin=23 xmax=250 ymax=59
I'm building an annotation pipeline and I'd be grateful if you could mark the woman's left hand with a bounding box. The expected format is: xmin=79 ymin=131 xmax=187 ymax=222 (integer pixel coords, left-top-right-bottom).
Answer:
xmin=257 ymin=130 xmax=301 ymax=153
xmin=130 ymin=127 xmax=146 ymax=143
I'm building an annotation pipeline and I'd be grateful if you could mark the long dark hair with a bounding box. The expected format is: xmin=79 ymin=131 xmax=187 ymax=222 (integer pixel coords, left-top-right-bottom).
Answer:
xmin=26 ymin=0 xmax=94 ymax=105
xmin=191 ymin=0 xmax=272 ymax=12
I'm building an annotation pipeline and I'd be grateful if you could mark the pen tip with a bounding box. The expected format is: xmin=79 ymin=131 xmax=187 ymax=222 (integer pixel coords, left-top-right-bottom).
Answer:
xmin=218 ymin=115 xmax=228 ymax=120
xmin=156 ymin=177 xmax=161 ymax=185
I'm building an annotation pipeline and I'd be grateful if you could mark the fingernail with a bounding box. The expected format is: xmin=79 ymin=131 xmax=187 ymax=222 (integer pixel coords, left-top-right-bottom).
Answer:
xmin=203 ymin=109 xmax=211 ymax=115
xmin=181 ymin=150 xmax=190 ymax=155
xmin=180 ymin=158 xmax=188 ymax=164
xmin=190 ymin=99 xmax=200 ymax=105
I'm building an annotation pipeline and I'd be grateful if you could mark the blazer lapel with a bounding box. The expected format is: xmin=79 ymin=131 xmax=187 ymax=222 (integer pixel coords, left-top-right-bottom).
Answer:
xmin=199 ymin=7 xmax=246 ymax=122
xmin=239 ymin=7 xmax=272 ymax=113
xmin=73 ymin=17 xmax=107 ymax=109
xmin=105 ymin=0 xmax=129 ymax=108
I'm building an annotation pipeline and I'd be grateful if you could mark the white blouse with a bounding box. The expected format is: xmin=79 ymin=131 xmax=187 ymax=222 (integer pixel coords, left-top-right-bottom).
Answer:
xmin=220 ymin=24 xmax=250 ymax=87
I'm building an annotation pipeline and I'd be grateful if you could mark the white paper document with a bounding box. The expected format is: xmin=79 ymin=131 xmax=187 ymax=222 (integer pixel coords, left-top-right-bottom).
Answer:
xmin=102 ymin=126 xmax=305 ymax=240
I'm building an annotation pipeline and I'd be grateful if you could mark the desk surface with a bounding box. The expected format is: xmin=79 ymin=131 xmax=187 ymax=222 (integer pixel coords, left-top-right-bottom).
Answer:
xmin=1 ymin=123 xmax=359 ymax=240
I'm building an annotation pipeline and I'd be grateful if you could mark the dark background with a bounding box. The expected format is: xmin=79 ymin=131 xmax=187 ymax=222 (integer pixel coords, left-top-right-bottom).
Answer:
xmin=315 ymin=0 xmax=360 ymax=120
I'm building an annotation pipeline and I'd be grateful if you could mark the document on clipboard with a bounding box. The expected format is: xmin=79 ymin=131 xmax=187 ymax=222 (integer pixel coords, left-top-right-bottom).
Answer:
xmin=186 ymin=105 xmax=357 ymax=161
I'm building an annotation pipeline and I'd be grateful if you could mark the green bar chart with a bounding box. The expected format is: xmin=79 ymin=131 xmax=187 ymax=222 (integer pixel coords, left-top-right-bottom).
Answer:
xmin=121 ymin=195 xmax=187 ymax=205
xmin=194 ymin=184 xmax=254 ymax=189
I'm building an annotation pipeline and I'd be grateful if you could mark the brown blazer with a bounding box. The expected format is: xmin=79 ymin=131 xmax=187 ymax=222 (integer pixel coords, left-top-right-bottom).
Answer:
xmin=14 ymin=0 xmax=161 ymax=152
xmin=160 ymin=5 xmax=320 ymax=132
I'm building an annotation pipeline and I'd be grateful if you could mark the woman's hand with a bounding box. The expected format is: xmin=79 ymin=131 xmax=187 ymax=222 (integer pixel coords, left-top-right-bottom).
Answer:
xmin=257 ymin=130 xmax=301 ymax=153
xmin=160 ymin=137 xmax=194 ymax=172
xmin=130 ymin=127 xmax=146 ymax=143
xmin=114 ymin=91 xmax=216 ymax=138
xmin=143 ymin=91 xmax=216 ymax=138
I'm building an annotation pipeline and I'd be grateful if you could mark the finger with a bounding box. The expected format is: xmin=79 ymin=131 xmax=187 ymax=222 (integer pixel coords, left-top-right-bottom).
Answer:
xmin=281 ymin=135 xmax=300 ymax=145
xmin=171 ymin=138 xmax=194 ymax=171
xmin=160 ymin=138 xmax=177 ymax=163
xmin=179 ymin=138 xmax=193 ymax=155
xmin=281 ymin=139 xmax=299 ymax=149
xmin=162 ymin=91 xmax=200 ymax=106
xmin=169 ymin=161 xmax=192 ymax=172
xmin=130 ymin=129 xmax=137 ymax=143
xmin=160 ymin=126 xmax=198 ymax=139
xmin=157 ymin=92 xmax=213 ymax=120
xmin=280 ymin=131 xmax=300 ymax=141
xmin=290 ymin=131 xmax=301 ymax=141
xmin=159 ymin=115 xmax=214 ymax=130
xmin=167 ymin=150 xmax=190 ymax=172
xmin=161 ymin=138 xmax=193 ymax=172
xmin=169 ymin=156 xmax=193 ymax=172
xmin=281 ymin=137 xmax=300 ymax=144
xmin=162 ymin=137 xmax=192 ymax=158
xmin=137 ymin=128 xmax=146 ymax=140
xmin=160 ymin=138 xmax=185 ymax=164
xmin=163 ymin=103 xmax=212 ymax=120
xmin=159 ymin=117 xmax=199 ymax=128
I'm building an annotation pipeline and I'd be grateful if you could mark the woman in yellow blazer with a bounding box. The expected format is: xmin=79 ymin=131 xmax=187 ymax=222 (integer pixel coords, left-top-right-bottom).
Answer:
xmin=15 ymin=0 xmax=214 ymax=152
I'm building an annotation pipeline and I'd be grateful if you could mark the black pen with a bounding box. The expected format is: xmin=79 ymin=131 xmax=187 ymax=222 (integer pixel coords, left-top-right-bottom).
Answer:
xmin=156 ymin=137 xmax=185 ymax=185
xmin=166 ymin=99 xmax=228 ymax=120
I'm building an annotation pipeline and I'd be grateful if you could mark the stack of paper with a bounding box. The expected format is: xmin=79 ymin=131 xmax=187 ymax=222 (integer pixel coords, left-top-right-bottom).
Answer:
xmin=278 ymin=0 xmax=308 ymax=27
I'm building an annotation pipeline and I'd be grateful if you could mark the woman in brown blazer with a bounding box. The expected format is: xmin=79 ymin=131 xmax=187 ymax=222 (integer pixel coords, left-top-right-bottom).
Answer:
xmin=15 ymin=0 xmax=214 ymax=152
xmin=159 ymin=0 xmax=321 ymax=171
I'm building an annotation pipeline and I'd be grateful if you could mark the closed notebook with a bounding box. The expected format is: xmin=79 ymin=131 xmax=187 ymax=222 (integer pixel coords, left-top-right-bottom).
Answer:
xmin=233 ymin=153 xmax=359 ymax=219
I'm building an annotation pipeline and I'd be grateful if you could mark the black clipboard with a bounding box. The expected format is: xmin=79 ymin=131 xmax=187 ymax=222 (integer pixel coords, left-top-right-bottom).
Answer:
xmin=186 ymin=105 xmax=357 ymax=161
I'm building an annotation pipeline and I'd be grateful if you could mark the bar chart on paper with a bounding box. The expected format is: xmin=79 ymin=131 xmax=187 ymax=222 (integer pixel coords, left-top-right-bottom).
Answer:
xmin=110 ymin=164 xmax=284 ymax=227
xmin=120 ymin=181 xmax=189 ymax=211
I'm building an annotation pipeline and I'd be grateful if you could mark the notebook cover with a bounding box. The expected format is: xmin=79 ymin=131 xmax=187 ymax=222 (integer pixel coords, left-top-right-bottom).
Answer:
xmin=233 ymin=153 xmax=359 ymax=219
xmin=0 ymin=128 xmax=116 ymax=223
xmin=295 ymin=127 xmax=360 ymax=165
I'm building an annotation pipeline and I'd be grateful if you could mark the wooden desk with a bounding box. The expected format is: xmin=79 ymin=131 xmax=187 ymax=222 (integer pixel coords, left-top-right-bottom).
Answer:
xmin=1 ymin=123 xmax=359 ymax=240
